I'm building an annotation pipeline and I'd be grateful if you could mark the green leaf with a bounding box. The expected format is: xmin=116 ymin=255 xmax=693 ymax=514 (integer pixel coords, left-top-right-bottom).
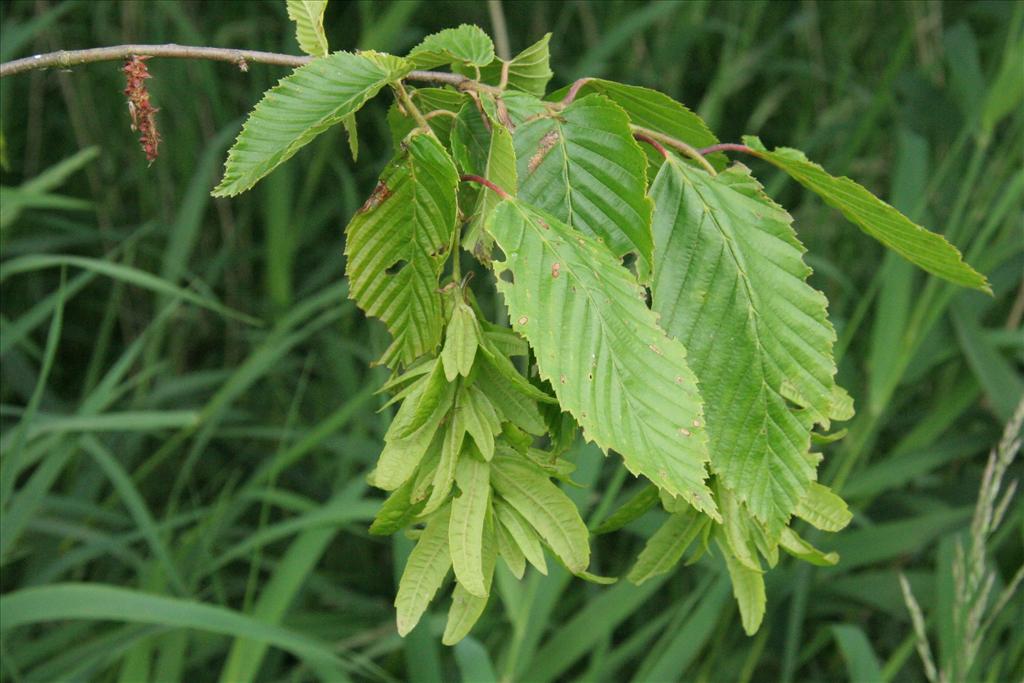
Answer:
xmin=369 ymin=477 xmax=424 ymax=535
xmin=718 ymin=536 xmax=766 ymax=635
xmin=342 ymin=114 xmax=358 ymax=161
xmin=626 ymin=510 xmax=707 ymax=585
xmin=214 ymin=51 xmax=410 ymax=197
xmin=592 ymin=484 xmax=659 ymax=535
xmin=495 ymin=518 xmax=526 ymax=579
xmin=345 ymin=133 xmax=459 ymax=366
xmin=441 ymin=300 xmax=479 ymax=380
xmin=515 ymin=94 xmax=655 ymax=281
xmin=461 ymin=386 xmax=501 ymax=461
xmin=408 ymin=24 xmax=495 ymax=69
xmin=464 ymin=121 xmax=517 ymax=258
xmin=286 ymin=0 xmax=329 ymax=58
xmin=778 ymin=527 xmax=838 ymax=567
xmin=475 ymin=359 xmax=548 ymax=436
xmin=372 ymin=373 xmax=451 ymax=491
xmin=493 ymin=499 xmax=547 ymax=575
xmin=443 ymin=513 xmax=497 ymax=645
xmin=831 ymin=625 xmax=884 ymax=683
xmin=395 ymin=505 xmax=452 ymax=636
xmin=742 ymin=136 xmax=990 ymax=292
xmin=422 ymin=421 xmax=462 ymax=514
xmin=487 ymin=200 xmax=716 ymax=511
xmin=449 ymin=456 xmax=491 ymax=597
xmin=794 ymin=481 xmax=852 ymax=532
xmin=490 ymin=452 xmax=589 ymax=573
xmin=547 ymin=79 xmax=722 ymax=168
xmin=650 ymin=158 xmax=838 ymax=535
xmin=458 ymin=34 xmax=554 ymax=97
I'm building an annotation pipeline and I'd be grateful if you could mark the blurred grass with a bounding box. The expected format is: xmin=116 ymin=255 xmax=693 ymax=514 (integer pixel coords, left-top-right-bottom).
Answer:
xmin=0 ymin=1 xmax=1021 ymax=681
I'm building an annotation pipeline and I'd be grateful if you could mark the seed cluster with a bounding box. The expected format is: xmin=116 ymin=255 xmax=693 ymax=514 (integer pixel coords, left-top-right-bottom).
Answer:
xmin=123 ymin=55 xmax=160 ymax=164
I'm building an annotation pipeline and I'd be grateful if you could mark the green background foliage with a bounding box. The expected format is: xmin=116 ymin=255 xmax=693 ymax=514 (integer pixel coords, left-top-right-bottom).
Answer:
xmin=1 ymin=1 xmax=1021 ymax=681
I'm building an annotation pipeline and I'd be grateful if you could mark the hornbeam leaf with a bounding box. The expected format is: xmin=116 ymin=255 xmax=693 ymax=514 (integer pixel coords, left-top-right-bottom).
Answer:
xmin=369 ymin=477 xmax=424 ymax=535
xmin=449 ymin=456 xmax=491 ymax=597
xmin=794 ymin=481 xmax=852 ymax=532
xmin=408 ymin=24 xmax=495 ymax=69
xmin=443 ymin=512 xmax=497 ymax=645
xmin=592 ymin=484 xmax=659 ymax=535
xmin=395 ymin=505 xmax=452 ymax=636
xmin=214 ymin=52 xmax=411 ymax=197
xmin=718 ymin=536 xmax=766 ymax=636
xmin=441 ymin=300 xmax=479 ymax=380
xmin=456 ymin=34 xmax=554 ymax=97
xmin=464 ymin=122 xmax=517 ymax=258
xmin=345 ymin=133 xmax=459 ymax=367
xmin=487 ymin=200 xmax=716 ymax=512
xmin=286 ymin=0 xmax=329 ymax=58
xmin=547 ymin=78 xmax=725 ymax=170
xmin=651 ymin=158 xmax=838 ymax=535
xmin=491 ymin=452 xmax=590 ymax=573
xmin=515 ymin=94 xmax=655 ymax=281
xmin=495 ymin=518 xmax=526 ymax=579
xmin=743 ymin=136 xmax=990 ymax=292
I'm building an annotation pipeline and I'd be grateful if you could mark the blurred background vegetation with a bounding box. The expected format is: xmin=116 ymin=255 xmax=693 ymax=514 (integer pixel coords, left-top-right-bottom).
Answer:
xmin=0 ymin=1 xmax=1021 ymax=681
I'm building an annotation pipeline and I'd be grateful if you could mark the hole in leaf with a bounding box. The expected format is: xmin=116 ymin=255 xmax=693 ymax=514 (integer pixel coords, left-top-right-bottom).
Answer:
xmin=499 ymin=270 xmax=514 ymax=284
xmin=385 ymin=260 xmax=408 ymax=276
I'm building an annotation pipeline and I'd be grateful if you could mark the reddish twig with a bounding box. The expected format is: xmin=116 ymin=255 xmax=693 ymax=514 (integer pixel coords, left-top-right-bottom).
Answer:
xmin=461 ymin=174 xmax=511 ymax=200
xmin=633 ymin=133 xmax=669 ymax=160
xmin=560 ymin=77 xmax=594 ymax=106
xmin=698 ymin=143 xmax=756 ymax=156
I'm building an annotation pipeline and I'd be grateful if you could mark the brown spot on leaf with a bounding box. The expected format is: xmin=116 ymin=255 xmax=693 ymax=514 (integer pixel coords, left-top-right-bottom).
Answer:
xmin=528 ymin=129 xmax=560 ymax=175
xmin=679 ymin=428 xmax=691 ymax=437
xmin=560 ymin=374 xmax=567 ymax=384
xmin=692 ymin=419 xmax=701 ymax=428
xmin=517 ymin=316 xmax=529 ymax=326
xmin=358 ymin=181 xmax=391 ymax=213
xmin=551 ymin=263 xmax=561 ymax=278
xmin=649 ymin=344 xmax=662 ymax=355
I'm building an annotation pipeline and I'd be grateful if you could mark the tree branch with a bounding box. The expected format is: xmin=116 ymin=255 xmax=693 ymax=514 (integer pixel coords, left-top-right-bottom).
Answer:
xmin=0 ymin=43 xmax=479 ymax=89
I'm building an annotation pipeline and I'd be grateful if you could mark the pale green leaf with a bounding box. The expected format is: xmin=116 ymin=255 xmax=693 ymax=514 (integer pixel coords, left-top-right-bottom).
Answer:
xmin=794 ymin=481 xmax=852 ymax=532
xmin=779 ymin=527 xmax=839 ymax=566
xmin=214 ymin=52 xmax=410 ymax=197
xmin=395 ymin=505 xmax=452 ymax=636
xmin=515 ymin=94 xmax=655 ymax=281
xmin=493 ymin=499 xmax=547 ymax=575
xmin=495 ymin=518 xmax=526 ymax=579
xmin=286 ymin=0 xmax=329 ymax=58
xmin=345 ymin=133 xmax=459 ymax=366
xmin=441 ymin=301 xmax=479 ymax=380
xmin=449 ymin=456 xmax=491 ymax=597
xmin=443 ymin=514 xmax=497 ymax=645
xmin=651 ymin=158 xmax=838 ymax=534
xmin=627 ymin=509 xmax=707 ymax=585
xmin=461 ymin=386 xmax=501 ymax=461
xmin=421 ymin=421 xmax=462 ymax=515
xmin=718 ymin=537 xmax=766 ymax=636
xmin=490 ymin=451 xmax=589 ymax=573
xmin=743 ymin=136 xmax=990 ymax=292
xmin=408 ymin=24 xmax=495 ymax=69
xmin=372 ymin=373 xmax=452 ymax=491
xmin=487 ymin=200 xmax=716 ymax=512
xmin=475 ymin=359 xmax=547 ymax=436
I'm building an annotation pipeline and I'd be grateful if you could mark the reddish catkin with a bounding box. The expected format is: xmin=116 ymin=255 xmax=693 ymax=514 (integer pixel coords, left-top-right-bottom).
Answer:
xmin=122 ymin=55 xmax=160 ymax=164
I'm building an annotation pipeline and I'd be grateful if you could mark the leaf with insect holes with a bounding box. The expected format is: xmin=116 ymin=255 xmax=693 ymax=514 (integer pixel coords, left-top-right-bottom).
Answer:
xmin=651 ymin=157 xmax=840 ymax=538
xmin=743 ymin=136 xmax=990 ymax=292
xmin=214 ymin=52 xmax=410 ymax=197
xmin=286 ymin=0 xmax=329 ymax=57
xmin=486 ymin=199 xmax=716 ymax=513
xmin=408 ymin=24 xmax=495 ymax=69
xmin=395 ymin=504 xmax=452 ymax=636
xmin=344 ymin=133 xmax=459 ymax=367
xmin=515 ymin=94 xmax=655 ymax=281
